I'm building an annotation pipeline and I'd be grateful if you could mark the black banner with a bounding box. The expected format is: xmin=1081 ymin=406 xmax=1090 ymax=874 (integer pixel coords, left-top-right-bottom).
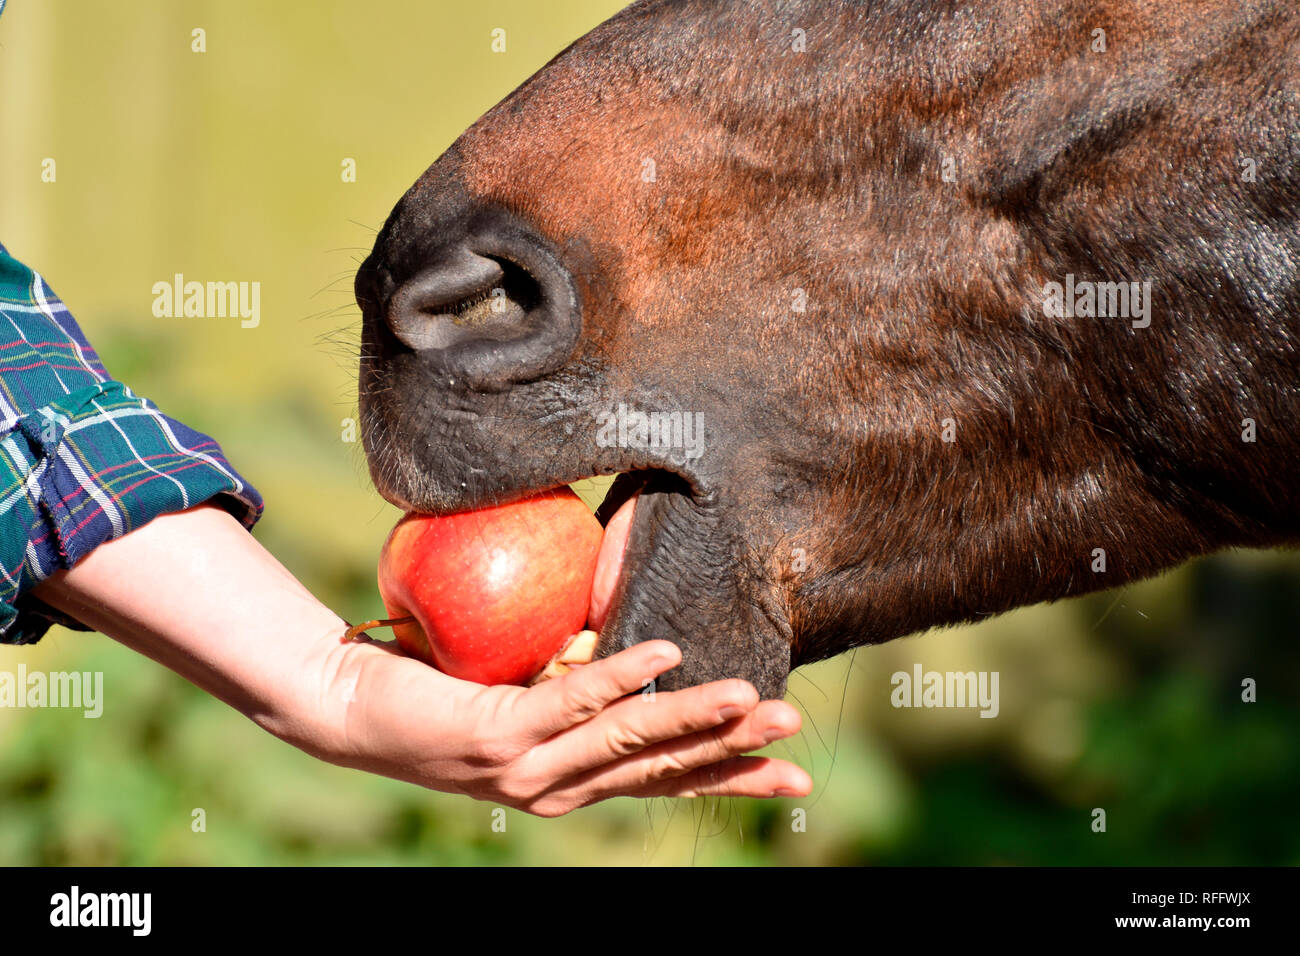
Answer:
xmin=0 ymin=866 xmax=1291 ymax=941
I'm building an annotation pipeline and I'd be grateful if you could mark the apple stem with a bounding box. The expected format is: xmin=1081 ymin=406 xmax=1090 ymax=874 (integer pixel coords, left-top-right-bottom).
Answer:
xmin=342 ymin=616 xmax=417 ymax=643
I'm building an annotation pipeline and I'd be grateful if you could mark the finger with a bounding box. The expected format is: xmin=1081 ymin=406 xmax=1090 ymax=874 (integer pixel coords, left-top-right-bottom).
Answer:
xmin=534 ymin=699 xmax=803 ymax=801
xmin=633 ymin=755 xmax=814 ymax=800
xmin=525 ymin=677 xmax=761 ymax=780
xmin=511 ymin=639 xmax=682 ymax=743
xmin=532 ymin=756 xmax=811 ymax=814
xmin=618 ymin=699 xmax=802 ymax=782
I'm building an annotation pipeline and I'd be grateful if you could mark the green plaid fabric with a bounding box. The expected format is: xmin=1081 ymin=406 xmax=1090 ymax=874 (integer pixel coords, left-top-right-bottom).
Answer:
xmin=0 ymin=243 xmax=264 ymax=644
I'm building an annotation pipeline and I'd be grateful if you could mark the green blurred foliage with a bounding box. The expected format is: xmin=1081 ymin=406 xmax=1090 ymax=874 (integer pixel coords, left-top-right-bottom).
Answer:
xmin=0 ymin=1 xmax=1296 ymax=865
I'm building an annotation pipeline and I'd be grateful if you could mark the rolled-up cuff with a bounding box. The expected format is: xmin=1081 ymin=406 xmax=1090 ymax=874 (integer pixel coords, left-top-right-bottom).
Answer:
xmin=0 ymin=379 xmax=263 ymax=644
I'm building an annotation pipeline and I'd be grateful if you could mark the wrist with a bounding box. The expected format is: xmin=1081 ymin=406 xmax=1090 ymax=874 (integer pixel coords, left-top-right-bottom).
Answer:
xmin=30 ymin=503 xmax=357 ymax=759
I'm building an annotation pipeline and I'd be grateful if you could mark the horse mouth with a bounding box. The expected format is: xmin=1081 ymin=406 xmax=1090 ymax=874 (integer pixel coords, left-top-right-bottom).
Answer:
xmin=529 ymin=469 xmax=704 ymax=687
xmin=549 ymin=469 xmax=695 ymax=680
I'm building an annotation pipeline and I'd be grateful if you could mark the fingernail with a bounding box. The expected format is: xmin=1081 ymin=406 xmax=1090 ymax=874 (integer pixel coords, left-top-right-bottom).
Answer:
xmin=763 ymin=725 xmax=788 ymax=744
xmin=718 ymin=704 xmax=746 ymax=720
xmin=772 ymin=788 xmax=801 ymax=798
xmin=649 ymin=652 xmax=677 ymax=671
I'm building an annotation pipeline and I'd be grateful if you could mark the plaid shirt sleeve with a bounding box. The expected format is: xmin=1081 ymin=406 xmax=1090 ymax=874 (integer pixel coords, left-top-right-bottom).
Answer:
xmin=0 ymin=243 xmax=265 ymax=644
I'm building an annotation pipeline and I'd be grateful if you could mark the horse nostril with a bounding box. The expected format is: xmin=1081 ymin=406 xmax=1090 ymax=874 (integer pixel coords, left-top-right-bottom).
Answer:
xmin=388 ymin=248 xmax=518 ymax=351
xmin=384 ymin=231 xmax=579 ymax=391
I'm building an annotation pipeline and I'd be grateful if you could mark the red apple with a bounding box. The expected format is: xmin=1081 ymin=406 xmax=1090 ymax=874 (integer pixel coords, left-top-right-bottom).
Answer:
xmin=375 ymin=488 xmax=603 ymax=685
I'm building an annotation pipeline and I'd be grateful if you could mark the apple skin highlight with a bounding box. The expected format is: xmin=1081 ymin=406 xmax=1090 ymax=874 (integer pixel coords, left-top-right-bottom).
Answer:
xmin=377 ymin=488 xmax=603 ymax=686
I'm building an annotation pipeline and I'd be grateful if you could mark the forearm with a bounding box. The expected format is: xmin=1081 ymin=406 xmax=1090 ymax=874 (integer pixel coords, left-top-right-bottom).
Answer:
xmin=30 ymin=502 xmax=349 ymax=750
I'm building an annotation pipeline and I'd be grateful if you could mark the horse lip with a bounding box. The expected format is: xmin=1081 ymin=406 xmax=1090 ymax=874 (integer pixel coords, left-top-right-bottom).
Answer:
xmin=588 ymin=487 xmax=637 ymax=632
xmin=594 ymin=471 xmax=653 ymax=526
xmin=591 ymin=469 xmax=695 ymax=664
xmin=589 ymin=470 xmax=666 ymax=633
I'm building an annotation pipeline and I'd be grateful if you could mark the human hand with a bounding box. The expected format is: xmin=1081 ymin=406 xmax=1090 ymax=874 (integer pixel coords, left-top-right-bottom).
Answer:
xmin=33 ymin=503 xmax=812 ymax=815
xmin=322 ymin=633 xmax=810 ymax=815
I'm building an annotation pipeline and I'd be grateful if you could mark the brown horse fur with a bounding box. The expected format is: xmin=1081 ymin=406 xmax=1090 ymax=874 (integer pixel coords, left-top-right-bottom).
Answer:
xmin=356 ymin=0 xmax=1300 ymax=698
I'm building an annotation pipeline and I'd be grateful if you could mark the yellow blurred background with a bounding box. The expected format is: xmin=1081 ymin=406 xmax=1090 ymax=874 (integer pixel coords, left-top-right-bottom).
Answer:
xmin=0 ymin=0 xmax=1296 ymax=865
